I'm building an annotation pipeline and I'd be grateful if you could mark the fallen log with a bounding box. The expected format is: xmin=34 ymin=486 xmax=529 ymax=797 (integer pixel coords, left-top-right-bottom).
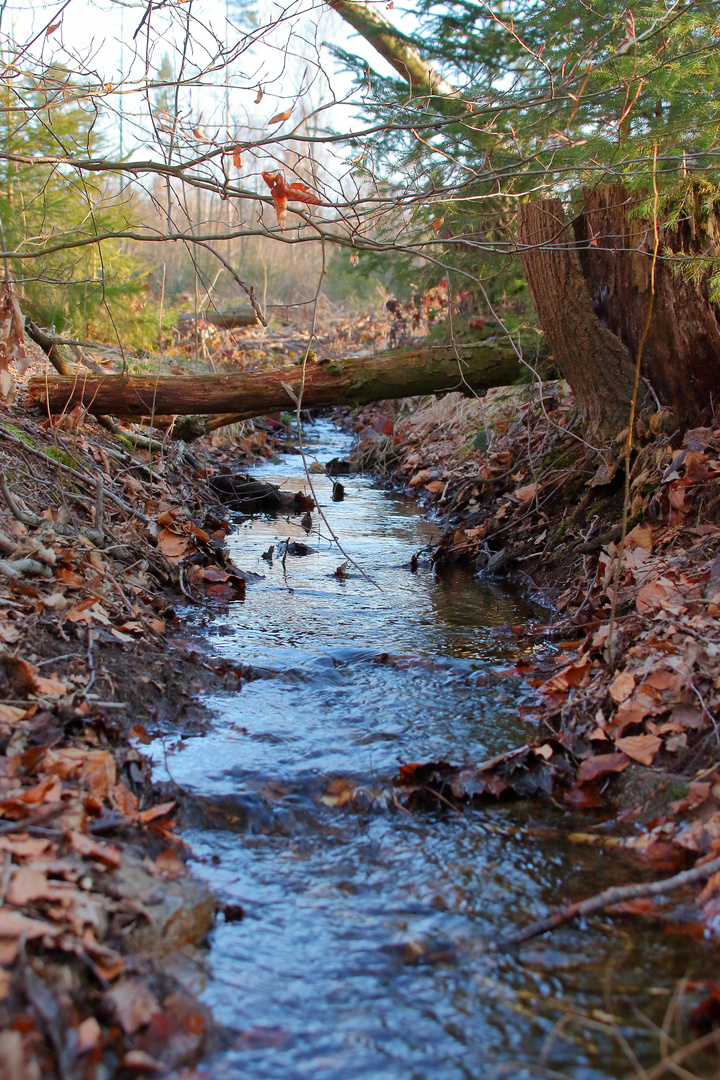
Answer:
xmin=179 ymin=304 xmax=258 ymax=329
xmin=27 ymin=341 xmax=524 ymax=422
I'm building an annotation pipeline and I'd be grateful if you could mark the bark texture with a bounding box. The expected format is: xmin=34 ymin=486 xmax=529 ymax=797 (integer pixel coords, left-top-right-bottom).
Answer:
xmin=574 ymin=185 xmax=720 ymax=430
xmin=517 ymin=199 xmax=641 ymax=444
xmin=28 ymin=342 xmax=523 ymax=420
xmin=325 ymin=0 xmax=456 ymax=95
xmin=185 ymin=305 xmax=258 ymax=329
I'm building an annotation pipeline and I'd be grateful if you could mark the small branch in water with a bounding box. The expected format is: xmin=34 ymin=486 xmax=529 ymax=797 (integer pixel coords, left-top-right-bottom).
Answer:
xmin=496 ymin=853 xmax=720 ymax=949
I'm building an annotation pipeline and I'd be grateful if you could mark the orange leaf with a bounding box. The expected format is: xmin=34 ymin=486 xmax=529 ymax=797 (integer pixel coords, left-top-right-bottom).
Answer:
xmin=68 ymin=831 xmax=122 ymax=868
xmin=232 ymin=146 xmax=242 ymax=168
xmin=137 ymin=800 xmax=175 ymax=824
xmin=45 ymin=20 xmax=61 ymax=34
xmin=157 ymin=528 xmax=190 ymax=561
xmin=615 ymin=733 xmax=663 ymax=766
xmin=267 ymin=108 xmax=292 ymax=125
xmin=609 ymin=670 xmax=635 ymax=703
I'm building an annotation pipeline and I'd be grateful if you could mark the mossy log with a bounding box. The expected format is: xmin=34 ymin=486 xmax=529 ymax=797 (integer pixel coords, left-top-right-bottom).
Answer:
xmin=27 ymin=342 xmax=524 ymax=422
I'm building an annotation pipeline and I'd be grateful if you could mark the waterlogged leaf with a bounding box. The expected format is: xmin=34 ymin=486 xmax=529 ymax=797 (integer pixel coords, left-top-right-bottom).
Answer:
xmin=267 ymin=108 xmax=292 ymax=125
xmin=130 ymin=723 xmax=152 ymax=745
xmin=615 ymin=733 xmax=663 ymax=765
xmin=322 ymin=778 xmax=356 ymax=806
xmin=607 ymin=897 xmax=663 ymax=916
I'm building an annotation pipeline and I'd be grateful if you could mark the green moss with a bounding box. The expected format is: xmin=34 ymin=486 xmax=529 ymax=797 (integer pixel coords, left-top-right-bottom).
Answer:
xmin=3 ymin=423 xmax=35 ymax=447
xmin=42 ymin=446 xmax=82 ymax=469
xmin=667 ymin=783 xmax=689 ymax=803
xmin=554 ymin=523 xmax=567 ymax=542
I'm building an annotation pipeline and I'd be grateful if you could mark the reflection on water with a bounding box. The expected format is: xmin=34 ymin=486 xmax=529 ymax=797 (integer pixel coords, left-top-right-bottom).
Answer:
xmin=154 ymin=422 xmax=714 ymax=1080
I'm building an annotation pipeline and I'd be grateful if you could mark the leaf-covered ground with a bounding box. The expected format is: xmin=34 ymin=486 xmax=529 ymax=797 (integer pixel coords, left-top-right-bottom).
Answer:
xmin=351 ymin=384 xmax=720 ymax=937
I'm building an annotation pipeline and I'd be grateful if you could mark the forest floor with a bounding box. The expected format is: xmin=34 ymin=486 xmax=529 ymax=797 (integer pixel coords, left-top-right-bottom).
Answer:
xmin=2 ymin=298 xmax=720 ymax=1074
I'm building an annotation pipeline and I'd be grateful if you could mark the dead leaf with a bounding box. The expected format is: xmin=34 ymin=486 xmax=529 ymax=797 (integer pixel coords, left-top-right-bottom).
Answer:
xmin=0 ymin=704 xmax=27 ymax=723
xmin=7 ymin=867 xmax=51 ymax=906
xmin=107 ymin=978 xmax=161 ymax=1035
xmin=157 ymin=529 xmax=190 ymax=561
xmin=137 ymin=800 xmax=175 ymax=824
xmin=615 ymin=733 xmax=663 ymax=766
xmin=576 ymin=752 xmax=630 ymax=784
xmin=267 ymin=108 xmax=292 ymax=125
xmin=76 ymin=1017 xmax=102 ymax=1053
xmin=609 ymin=670 xmax=635 ymax=703
xmin=0 ymin=910 xmax=59 ymax=939
xmin=514 ymin=482 xmax=538 ymax=502
xmin=68 ymin=831 xmax=121 ymax=869
xmin=155 ymin=849 xmax=185 ymax=878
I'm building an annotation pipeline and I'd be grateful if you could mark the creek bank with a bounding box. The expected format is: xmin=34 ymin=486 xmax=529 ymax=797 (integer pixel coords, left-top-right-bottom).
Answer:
xmin=0 ymin=383 xmax=296 ymax=1076
xmin=345 ymin=386 xmax=720 ymax=936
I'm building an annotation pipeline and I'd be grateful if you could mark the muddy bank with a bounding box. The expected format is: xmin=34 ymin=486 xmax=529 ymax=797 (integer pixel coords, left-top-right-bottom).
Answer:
xmin=0 ymin=388 xmax=294 ymax=1075
xmin=347 ymin=388 xmax=720 ymax=931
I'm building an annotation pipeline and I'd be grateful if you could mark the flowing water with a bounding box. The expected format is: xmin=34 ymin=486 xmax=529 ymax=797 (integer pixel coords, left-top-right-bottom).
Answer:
xmin=153 ymin=422 xmax=713 ymax=1080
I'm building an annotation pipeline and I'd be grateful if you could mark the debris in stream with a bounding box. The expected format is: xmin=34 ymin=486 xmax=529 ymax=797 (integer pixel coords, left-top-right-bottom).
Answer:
xmin=332 ymin=481 xmax=345 ymax=502
xmin=393 ymin=740 xmax=574 ymax=810
xmin=210 ymin=473 xmax=315 ymax=514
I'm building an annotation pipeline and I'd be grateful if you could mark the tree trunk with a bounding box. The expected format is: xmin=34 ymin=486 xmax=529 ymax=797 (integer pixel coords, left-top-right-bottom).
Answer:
xmin=517 ymin=199 xmax=642 ymax=444
xmin=573 ymin=184 xmax=720 ymax=430
xmin=28 ymin=341 xmax=524 ymax=421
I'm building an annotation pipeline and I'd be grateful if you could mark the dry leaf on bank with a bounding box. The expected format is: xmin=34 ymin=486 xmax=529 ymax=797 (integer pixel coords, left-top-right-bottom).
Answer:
xmin=615 ymin=733 xmax=663 ymax=766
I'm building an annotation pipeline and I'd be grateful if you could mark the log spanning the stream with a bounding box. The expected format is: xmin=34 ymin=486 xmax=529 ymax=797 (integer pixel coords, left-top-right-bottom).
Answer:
xmin=27 ymin=342 xmax=523 ymax=424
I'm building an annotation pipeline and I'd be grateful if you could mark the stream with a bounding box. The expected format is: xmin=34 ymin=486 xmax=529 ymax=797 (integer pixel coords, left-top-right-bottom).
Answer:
xmin=153 ymin=422 xmax=711 ymax=1080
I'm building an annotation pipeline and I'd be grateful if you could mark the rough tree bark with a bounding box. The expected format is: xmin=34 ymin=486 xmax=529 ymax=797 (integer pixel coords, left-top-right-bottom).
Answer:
xmin=574 ymin=185 xmax=720 ymax=430
xmin=28 ymin=342 xmax=524 ymax=421
xmin=516 ymin=200 xmax=643 ymax=445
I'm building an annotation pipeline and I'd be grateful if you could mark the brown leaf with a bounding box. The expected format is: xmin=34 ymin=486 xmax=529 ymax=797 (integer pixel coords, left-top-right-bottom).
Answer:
xmin=615 ymin=733 xmax=663 ymax=766
xmin=0 ymin=704 xmax=27 ymax=723
xmin=137 ymin=800 xmax=175 ymax=824
xmin=7 ymin=867 xmax=52 ymax=906
xmin=76 ymin=1017 xmax=102 ymax=1053
xmin=232 ymin=146 xmax=242 ymax=167
xmin=0 ymin=910 xmax=59 ymax=939
xmin=55 ymin=568 xmax=83 ymax=588
xmin=68 ymin=831 xmax=122 ymax=869
xmin=514 ymin=482 xmax=538 ymax=502
xmin=155 ymin=849 xmax=185 ymax=878
xmin=157 ymin=529 xmax=190 ymax=561
xmin=107 ymin=978 xmax=161 ymax=1035
xmin=576 ymin=752 xmax=630 ymax=784
xmin=130 ymin=724 xmax=152 ymax=745
xmin=609 ymin=670 xmax=635 ymax=703
xmin=267 ymin=108 xmax=292 ymax=125
xmin=255 ymin=87 xmax=263 ymax=104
